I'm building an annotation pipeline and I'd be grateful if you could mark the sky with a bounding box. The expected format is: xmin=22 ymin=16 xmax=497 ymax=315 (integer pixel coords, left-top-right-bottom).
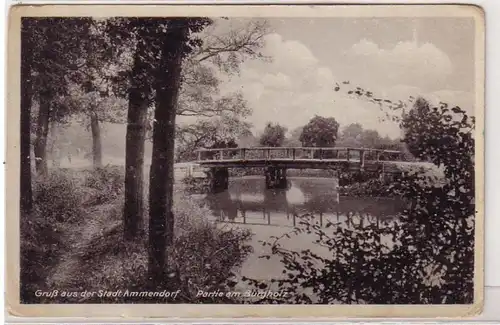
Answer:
xmin=218 ymin=17 xmax=476 ymax=139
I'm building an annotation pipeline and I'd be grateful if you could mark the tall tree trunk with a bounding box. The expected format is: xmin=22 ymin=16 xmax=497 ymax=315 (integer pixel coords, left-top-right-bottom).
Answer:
xmin=90 ymin=110 xmax=103 ymax=168
xmin=148 ymin=19 xmax=189 ymax=288
xmin=34 ymin=91 xmax=51 ymax=177
xmin=123 ymin=41 xmax=151 ymax=240
xmin=20 ymin=25 xmax=33 ymax=215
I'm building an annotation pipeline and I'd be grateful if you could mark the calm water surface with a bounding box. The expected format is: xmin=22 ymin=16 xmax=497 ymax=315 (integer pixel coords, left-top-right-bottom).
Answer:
xmin=196 ymin=176 xmax=405 ymax=228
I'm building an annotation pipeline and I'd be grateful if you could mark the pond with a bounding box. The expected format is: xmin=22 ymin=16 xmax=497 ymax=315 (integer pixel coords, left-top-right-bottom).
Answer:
xmin=188 ymin=175 xmax=407 ymax=282
xmin=196 ymin=176 xmax=405 ymax=228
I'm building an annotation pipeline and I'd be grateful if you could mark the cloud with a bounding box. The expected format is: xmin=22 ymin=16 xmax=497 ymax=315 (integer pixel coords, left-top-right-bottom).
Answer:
xmin=219 ymin=34 xmax=406 ymax=138
xmin=262 ymin=33 xmax=318 ymax=74
xmin=343 ymin=39 xmax=454 ymax=91
xmin=261 ymin=72 xmax=293 ymax=89
xmin=383 ymin=85 xmax=475 ymax=115
xmin=218 ymin=33 xmax=470 ymax=140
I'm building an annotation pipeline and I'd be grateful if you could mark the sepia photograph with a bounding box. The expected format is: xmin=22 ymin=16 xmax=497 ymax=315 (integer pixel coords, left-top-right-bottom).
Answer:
xmin=6 ymin=4 xmax=484 ymax=318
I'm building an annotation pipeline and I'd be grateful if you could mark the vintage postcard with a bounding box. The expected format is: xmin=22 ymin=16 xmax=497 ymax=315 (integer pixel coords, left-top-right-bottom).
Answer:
xmin=6 ymin=3 xmax=484 ymax=319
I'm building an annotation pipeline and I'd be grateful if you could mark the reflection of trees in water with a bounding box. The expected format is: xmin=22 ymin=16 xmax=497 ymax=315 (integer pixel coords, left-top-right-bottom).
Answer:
xmin=203 ymin=177 xmax=404 ymax=226
xmin=205 ymin=191 xmax=238 ymax=222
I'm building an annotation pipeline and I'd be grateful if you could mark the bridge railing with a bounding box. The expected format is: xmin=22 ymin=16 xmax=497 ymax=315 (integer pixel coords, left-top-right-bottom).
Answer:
xmin=196 ymin=147 xmax=405 ymax=164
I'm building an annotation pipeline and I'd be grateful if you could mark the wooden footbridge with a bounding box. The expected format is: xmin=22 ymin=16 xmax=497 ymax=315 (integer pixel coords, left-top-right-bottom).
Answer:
xmin=195 ymin=147 xmax=427 ymax=192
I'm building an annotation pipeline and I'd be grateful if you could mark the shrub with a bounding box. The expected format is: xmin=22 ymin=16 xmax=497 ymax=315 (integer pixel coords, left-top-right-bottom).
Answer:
xmin=171 ymin=200 xmax=253 ymax=302
xmin=21 ymin=166 xmax=128 ymax=302
xmin=182 ymin=176 xmax=210 ymax=194
xmin=243 ymin=98 xmax=476 ymax=304
xmin=83 ymin=165 xmax=125 ymax=205
xmin=20 ymin=206 xmax=69 ymax=303
xmin=21 ymin=170 xmax=85 ymax=302
xmin=339 ymin=178 xmax=394 ymax=197
xmin=48 ymin=194 xmax=253 ymax=304
xmin=32 ymin=170 xmax=83 ymax=222
xmin=244 ymin=207 xmax=473 ymax=304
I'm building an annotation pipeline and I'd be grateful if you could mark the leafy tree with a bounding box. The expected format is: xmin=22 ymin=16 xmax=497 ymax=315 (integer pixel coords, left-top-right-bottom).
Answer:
xmin=175 ymin=114 xmax=252 ymax=162
xmin=337 ymin=123 xmax=364 ymax=147
xmin=237 ymin=132 xmax=259 ymax=148
xmin=259 ymin=122 xmax=287 ymax=147
xmin=27 ymin=18 xmax=93 ymax=176
xmin=299 ymin=115 xmax=340 ymax=148
xmin=283 ymin=126 xmax=303 ymax=147
xmin=63 ymin=87 xmax=127 ymax=167
xmin=68 ymin=20 xmax=130 ymax=168
xmin=123 ymin=21 xmax=160 ymax=240
xmin=101 ymin=18 xmax=192 ymax=241
xmin=401 ymin=98 xmax=444 ymax=162
xmin=117 ymin=18 xmax=267 ymax=239
xmin=148 ymin=17 xmax=213 ymax=289
xmin=359 ymin=129 xmax=382 ymax=148
xmin=175 ymin=19 xmax=268 ymax=149
xmin=244 ymin=90 xmax=476 ymax=304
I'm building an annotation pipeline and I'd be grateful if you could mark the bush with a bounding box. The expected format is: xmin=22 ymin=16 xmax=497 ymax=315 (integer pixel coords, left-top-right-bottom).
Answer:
xmin=182 ymin=176 xmax=210 ymax=194
xmin=33 ymin=170 xmax=83 ymax=222
xmin=243 ymin=98 xmax=476 ymax=304
xmin=48 ymin=194 xmax=253 ymax=303
xmin=82 ymin=165 xmax=125 ymax=205
xmin=21 ymin=166 xmax=128 ymax=302
xmin=244 ymin=196 xmax=474 ymax=304
xmin=21 ymin=170 xmax=86 ymax=302
xmin=20 ymin=206 xmax=69 ymax=303
xmin=339 ymin=178 xmax=394 ymax=197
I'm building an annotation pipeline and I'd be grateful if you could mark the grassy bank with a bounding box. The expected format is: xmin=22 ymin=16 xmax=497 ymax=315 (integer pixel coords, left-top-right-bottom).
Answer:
xmin=338 ymin=178 xmax=395 ymax=197
xmin=21 ymin=166 xmax=253 ymax=304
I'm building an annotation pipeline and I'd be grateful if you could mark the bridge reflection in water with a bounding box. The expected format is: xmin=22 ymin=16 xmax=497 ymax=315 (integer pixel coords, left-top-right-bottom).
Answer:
xmin=201 ymin=177 xmax=405 ymax=228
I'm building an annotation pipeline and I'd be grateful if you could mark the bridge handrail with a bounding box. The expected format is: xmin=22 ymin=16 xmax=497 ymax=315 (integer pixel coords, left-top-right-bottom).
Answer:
xmin=195 ymin=146 xmax=402 ymax=154
xmin=195 ymin=146 xmax=406 ymax=166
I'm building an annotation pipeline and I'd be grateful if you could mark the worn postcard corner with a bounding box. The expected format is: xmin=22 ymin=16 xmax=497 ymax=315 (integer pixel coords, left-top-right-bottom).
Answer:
xmin=5 ymin=2 xmax=485 ymax=320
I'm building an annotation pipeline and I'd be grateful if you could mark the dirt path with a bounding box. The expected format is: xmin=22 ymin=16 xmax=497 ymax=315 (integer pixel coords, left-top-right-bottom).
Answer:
xmin=45 ymin=202 xmax=120 ymax=292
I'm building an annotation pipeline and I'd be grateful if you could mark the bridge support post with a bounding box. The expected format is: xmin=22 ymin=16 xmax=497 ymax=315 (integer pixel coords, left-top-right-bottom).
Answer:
xmin=265 ymin=167 xmax=287 ymax=189
xmin=209 ymin=167 xmax=229 ymax=193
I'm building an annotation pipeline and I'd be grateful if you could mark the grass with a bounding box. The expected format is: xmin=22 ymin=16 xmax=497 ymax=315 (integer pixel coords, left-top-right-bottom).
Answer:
xmin=21 ymin=166 xmax=254 ymax=304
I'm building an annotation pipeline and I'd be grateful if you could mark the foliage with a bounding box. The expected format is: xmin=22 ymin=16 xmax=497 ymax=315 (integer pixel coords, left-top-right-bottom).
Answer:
xmin=46 ymin=194 xmax=253 ymax=303
xmin=62 ymin=20 xmax=131 ymax=129
xmin=182 ymin=176 xmax=210 ymax=194
xmin=283 ymin=126 xmax=303 ymax=147
xmin=20 ymin=205 xmax=69 ymax=303
xmin=169 ymin=200 xmax=254 ymax=302
xmin=334 ymin=123 xmax=415 ymax=160
xmin=176 ymin=114 xmax=252 ymax=161
xmin=259 ymin=122 xmax=287 ymax=147
xmin=189 ymin=18 xmax=270 ymax=74
xmin=32 ymin=170 xmax=84 ymax=223
xmin=317 ymin=122 xmax=398 ymax=150
xmin=401 ymin=98 xmax=475 ymax=167
xmin=23 ymin=18 xmax=96 ymax=122
xmin=244 ymin=95 xmax=476 ymax=304
xmin=299 ymin=115 xmax=340 ymax=148
xmin=20 ymin=169 xmax=88 ymax=302
xmin=338 ymin=177 xmax=395 ymax=197
xmin=173 ymin=18 xmax=269 ymax=154
xmin=83 ymin=165 xmax=126 ymax=205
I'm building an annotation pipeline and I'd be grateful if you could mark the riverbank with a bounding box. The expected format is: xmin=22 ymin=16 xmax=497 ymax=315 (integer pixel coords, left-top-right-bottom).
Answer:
xmin=338 ymin=178 xmax=395 ymax=197
xmin=230 ymin=168 xmax=338 ymax=178
xmin=21 ymin=167 xmax=254 ymax=304
xmin=184 ymin=173 xmax=396 ymax=198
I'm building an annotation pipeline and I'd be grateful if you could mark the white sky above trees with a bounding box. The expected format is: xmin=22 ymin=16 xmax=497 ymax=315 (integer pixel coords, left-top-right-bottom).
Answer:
xmin=219 ymin=17 xmax=476 ymax=139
